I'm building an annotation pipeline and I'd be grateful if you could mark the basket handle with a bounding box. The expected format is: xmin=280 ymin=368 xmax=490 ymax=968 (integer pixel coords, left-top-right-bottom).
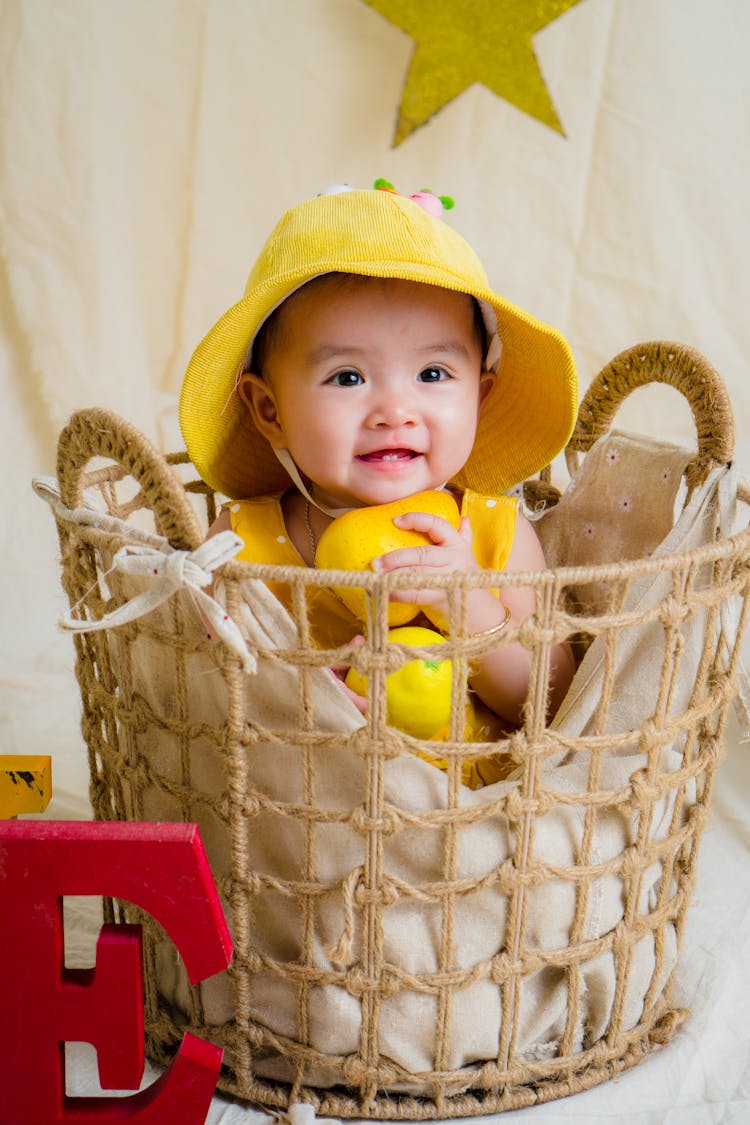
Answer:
xmin=56 ymin=407 xmax=204 ymax=551
xmin=567 ymin=341 xmax=735 ymax=490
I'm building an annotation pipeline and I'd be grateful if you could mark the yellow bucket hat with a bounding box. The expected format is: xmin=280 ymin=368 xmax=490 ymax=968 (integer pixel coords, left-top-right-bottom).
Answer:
xmin=179 ymin=187 xmax=578 ymax=500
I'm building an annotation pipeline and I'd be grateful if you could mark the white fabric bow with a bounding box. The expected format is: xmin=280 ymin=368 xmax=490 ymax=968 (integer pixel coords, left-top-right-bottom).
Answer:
xmin=33 ymin=477 xmax=256 ymax=673
xmin=60 ymin=533 xmax=257 ymax=674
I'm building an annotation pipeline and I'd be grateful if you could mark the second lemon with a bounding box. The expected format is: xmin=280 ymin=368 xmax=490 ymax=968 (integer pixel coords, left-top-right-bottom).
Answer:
xmin=345 ymin=625 xmax=452 ymax=739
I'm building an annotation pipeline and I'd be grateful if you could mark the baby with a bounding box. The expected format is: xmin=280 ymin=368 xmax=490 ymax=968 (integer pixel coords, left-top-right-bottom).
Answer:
xmin=180 ymin=184 xmax=578 ymax=779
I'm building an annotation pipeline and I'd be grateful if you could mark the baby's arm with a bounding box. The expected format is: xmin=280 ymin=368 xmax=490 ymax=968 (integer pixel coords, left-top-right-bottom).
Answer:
xmin=468 ymin=514 xmax=574 ymax=725
xmin=206 ymin=507 xmax=233 ymax=538
xmin=375 ymin=511 xmax=574 ymax=727
xmin=198 ymin=507 xmax=234 ymax=597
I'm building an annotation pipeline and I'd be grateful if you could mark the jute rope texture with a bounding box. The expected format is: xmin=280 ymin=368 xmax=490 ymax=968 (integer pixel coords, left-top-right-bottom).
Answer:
xmin=46 ymin=342 xmax=750 ymax=1118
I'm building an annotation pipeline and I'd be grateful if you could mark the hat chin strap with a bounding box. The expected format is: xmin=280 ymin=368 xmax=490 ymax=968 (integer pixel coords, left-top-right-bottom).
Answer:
xmin=273 ymin=448 xmax=353 ymax=518
xmin=273 ymin=447 xmax=448 ymax=519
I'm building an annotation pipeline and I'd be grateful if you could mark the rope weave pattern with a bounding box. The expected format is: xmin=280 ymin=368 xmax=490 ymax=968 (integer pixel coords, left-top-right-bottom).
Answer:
xmin=46 ymin=342 xmax=750 ymax=1118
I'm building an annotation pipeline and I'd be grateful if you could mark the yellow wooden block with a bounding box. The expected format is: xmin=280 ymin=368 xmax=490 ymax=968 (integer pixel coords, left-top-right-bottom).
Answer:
xmin=0 ymin=755 xmax=52 ymax=819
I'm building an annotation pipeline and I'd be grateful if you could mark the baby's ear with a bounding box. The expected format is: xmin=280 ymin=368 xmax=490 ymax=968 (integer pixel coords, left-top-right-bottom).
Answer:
xmin=478 ymin=369 xmax=495 ymax=411
xmin=238 ymin=372 xmax=286 ymax=447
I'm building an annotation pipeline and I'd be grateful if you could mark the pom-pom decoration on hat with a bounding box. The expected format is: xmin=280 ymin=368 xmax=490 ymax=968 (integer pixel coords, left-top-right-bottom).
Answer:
xmin=373 ymin=177 xmax=454 ymax=217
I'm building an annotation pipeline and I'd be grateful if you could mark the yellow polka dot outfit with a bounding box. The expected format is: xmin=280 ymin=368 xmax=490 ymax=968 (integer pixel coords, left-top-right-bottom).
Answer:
xmin=229 ymin=489 xmax=519 ymax=788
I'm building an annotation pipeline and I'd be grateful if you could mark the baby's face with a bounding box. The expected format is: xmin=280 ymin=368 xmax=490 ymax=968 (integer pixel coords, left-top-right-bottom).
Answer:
xmin=243 ymin=276 xmax=493 ymax=511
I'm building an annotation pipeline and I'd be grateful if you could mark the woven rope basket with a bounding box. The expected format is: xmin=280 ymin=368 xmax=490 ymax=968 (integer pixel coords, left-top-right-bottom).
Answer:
xmin=42 ymin=342 xmax=750 ymax=1118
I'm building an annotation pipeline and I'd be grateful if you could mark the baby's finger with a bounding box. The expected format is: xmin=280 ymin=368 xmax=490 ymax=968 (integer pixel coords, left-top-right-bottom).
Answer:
xmin=372 ymin=542 xmax=447 ymax=572
xmin=393 ymin=511 xmax=462 ymax=544
xmin=336 ymin=673 xmax=369 ymax=714
xmin=458 ymin=516 xmax=474 ymax=546
xmin=387 ymin=586 xmax=440 ymax=605
xmin=329 ymin=633 xmax=365 ymax=674
xmin=326 ymin=665 xmax=368 ymax=714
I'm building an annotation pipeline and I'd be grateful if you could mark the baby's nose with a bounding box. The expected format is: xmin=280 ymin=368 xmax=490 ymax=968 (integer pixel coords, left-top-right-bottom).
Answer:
xmin=367 ymin=391 xmax=418 ymax=428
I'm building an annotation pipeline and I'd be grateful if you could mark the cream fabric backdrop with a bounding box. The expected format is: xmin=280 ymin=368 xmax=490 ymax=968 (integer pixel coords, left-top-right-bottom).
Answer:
xmin=1 ymin=0 xmax=748 ymax=1119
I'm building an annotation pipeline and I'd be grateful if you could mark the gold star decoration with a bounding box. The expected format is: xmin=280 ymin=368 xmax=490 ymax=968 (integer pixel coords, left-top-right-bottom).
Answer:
xmin=362 ymin=0 xmax=584 ymax=145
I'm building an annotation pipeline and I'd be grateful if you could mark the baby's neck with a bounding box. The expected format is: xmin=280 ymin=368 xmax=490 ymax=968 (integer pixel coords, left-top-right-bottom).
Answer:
xmin=283 ymin=484 xmax=459 ymax=567
xmin=281 ymin=489 xmax=334 ymax=566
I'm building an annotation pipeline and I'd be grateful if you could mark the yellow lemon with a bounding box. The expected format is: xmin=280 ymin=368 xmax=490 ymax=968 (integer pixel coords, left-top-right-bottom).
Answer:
xmin=345 ymin=625 xmax=452 ymax=739
xmin=315 ymin=489 xmax=460 ymax=625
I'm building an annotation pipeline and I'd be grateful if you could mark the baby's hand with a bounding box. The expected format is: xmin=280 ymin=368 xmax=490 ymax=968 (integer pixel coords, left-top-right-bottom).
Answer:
xmin=373 ymin=512 xmax=479 ymax=628
xmin=329 ymin=669 xmax=368 ymax=714
xmin=328 ymin=635 xmax=368 ymax=714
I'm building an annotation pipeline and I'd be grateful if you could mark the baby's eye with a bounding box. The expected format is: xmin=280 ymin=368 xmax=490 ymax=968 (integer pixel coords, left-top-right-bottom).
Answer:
xmin=417 ymin=366 xmax=449 ymax=383
xmin=327 ymin=369 xmax=364 ymax=387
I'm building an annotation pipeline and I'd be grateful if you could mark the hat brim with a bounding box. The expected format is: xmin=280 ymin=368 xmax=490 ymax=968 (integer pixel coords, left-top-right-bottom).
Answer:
xmin=180 ymin=268 xmax=577 ymax=501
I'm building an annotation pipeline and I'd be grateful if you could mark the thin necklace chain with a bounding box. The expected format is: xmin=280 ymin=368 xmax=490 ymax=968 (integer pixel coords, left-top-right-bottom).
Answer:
xmin=304 ymin=497 xmax=316 ymax=562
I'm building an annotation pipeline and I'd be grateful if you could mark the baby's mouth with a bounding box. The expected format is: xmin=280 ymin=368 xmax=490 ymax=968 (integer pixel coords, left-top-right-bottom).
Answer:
xmin=358 ymin=448 xmax=420 ymax=463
